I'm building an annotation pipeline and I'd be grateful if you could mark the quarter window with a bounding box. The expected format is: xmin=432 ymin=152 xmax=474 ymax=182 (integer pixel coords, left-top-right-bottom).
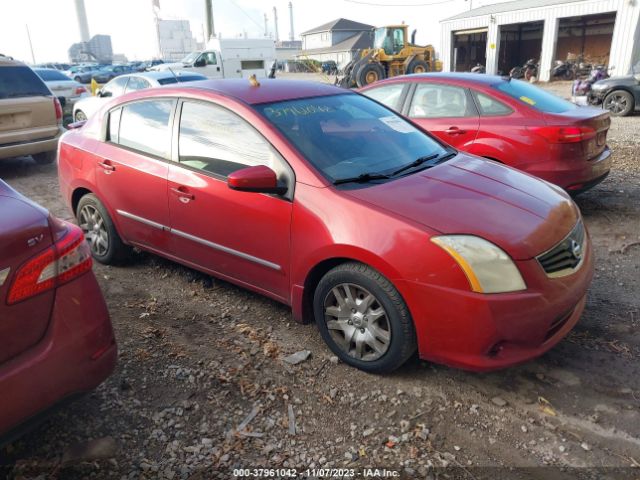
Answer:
xmin=102 ymin=76 xmax=129 ymax=97
xmin=116 ymin=99 xmax=174 ymax=158
xmin=473 ymin=91 xmax=513 ymax=116
xmin=362 ymin=84 xmax=406 ymax=110
xmin=125 ymin=77 xmax=151 ymax=92
xmin=409 ymin=84 xmax=474 ymax=118
xmin=178 ymin=101 xmax=277 ymax=177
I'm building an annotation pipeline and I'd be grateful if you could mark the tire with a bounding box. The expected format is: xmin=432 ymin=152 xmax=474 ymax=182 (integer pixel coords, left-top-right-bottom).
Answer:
xmin=76 ymin=193 xmax=131 ymax=264
xmin=74 ymin=110 xmax=87 ymax=122
xmin=603 ymin=90 xmax=634 ymax=117
xmin=356 ymin=63 xmax=385 ymax=87
xmin=407 ymin=59 xmax=430 ymax=75
xmin=313 ymin=262 xmax=417 ymax=373
xmin=74 ymin=76 xmax=82 ymax=83
xmin=32 ymin=150 xmax=56 ymax=165
xmin=563 ymin=68 xmax=575 ymax=80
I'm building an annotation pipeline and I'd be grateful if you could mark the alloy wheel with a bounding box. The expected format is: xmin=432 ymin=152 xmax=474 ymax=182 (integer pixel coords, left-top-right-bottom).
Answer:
xmin=79 ymin=204 xmax=109 ymax=257
xmin=323 ymin=283 xmax=391 ymax=361
xmin=604 ymin=93 xmax=628 ymax=114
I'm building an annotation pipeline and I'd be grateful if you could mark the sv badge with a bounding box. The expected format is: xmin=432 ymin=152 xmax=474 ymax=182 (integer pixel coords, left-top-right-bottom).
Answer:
xmin=27 ymin=234 xmax=44 ymax=247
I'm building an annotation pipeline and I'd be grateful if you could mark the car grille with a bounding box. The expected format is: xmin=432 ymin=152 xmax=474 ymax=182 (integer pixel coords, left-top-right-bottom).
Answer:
xmin=537 ymin=220 xmax=586 ymax=278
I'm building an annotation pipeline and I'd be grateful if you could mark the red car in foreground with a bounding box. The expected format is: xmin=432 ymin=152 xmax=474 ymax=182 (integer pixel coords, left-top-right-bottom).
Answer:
xmin=360 ymin=73 xmax=611 ymax=193
xmin=0 ymin=180 xmax=116 ymax=443
xmin=58 ymin=79 xmax=592 ymax=372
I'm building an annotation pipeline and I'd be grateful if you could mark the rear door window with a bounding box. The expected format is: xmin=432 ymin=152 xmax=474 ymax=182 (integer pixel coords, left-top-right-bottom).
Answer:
xmin=409 ymin=84 xmax=475 ymax=118
xmin=0 ymin=66 xmax=50 ymax=99
xmin=361 ymin=83 xmax=407 ymax=111
xmin=472 ymin=91 xmax=513 ymax=116
xmin=101 ymin=77 xmax=129 ymax=97
xmin=494 ymin=79 xmax=576 ymax=113
xmin=124 ymin=77 xmax=151 ymax=93
xmin=35 ymin=69 xmax=72 ymax=82
xmin=116 ymin=99 xmax=174 ymax=158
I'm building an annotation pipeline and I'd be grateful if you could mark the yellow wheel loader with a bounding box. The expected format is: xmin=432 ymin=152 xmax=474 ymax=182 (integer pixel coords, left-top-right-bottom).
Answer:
xmin=337 ymin=25 xmax=440 ymax=88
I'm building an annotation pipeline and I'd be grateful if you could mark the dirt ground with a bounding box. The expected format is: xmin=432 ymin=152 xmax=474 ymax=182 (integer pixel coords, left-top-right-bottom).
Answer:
xmin=0 ymin=80 xmax=639 ymax=480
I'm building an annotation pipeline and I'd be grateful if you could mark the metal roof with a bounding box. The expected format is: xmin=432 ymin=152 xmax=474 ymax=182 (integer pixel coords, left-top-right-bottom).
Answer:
xmin=301 ymin=31 xmax=373 ymax=54
xmin=301 ymin=18 xmax=374 ymax=35
xmin=443 ymin=0 xmax=585 ymax=21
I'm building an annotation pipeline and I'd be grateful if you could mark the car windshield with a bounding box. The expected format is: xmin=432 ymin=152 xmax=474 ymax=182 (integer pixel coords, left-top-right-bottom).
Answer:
xmin=181 ymin=52 xmax=199 ymax=64
xmin=0 ymin=66 xmax=51 ymax=99
xmin=494 ymin=79 xmax=576 ymax=113
xmin=255 ymin=93 xmax=449 ymax=184
xmin=36 ymin=69 xmax=72 ymax=81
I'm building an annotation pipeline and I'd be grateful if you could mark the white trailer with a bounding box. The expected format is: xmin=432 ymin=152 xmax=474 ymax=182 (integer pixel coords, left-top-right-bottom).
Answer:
xmin=153 ymin=38 xmax=277 ymax=79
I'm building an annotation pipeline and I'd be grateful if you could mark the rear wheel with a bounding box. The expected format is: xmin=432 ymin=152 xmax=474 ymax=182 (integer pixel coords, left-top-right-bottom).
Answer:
xmin=603 ymin=90 xmax=634 ymax=116
xmin=76 ymin=193 xmax=130 ymax=264
xmin=32 ymin=150 xmax=56 ymax=165
xmin=356 ymin=63 xmax=385 ymax=87
xmin=74 ymin=76 xmax=82 ymax=83
xmin=313 ymin=262 xmax=417 ymax=373
xmin=407 ymin=59 xmax=430 ymax=74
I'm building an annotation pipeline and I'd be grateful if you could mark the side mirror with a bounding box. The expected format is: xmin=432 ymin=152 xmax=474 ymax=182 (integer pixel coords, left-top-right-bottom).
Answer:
xmin=100 ymin=89 xmax=112 ymax=98
xmin=227 ymin=165 xmax=287 ymax=195
xmin=194 ymin=58 xmax=206 ymax=67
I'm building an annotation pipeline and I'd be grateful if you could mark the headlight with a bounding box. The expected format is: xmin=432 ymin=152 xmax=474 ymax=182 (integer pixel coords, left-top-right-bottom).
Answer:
xmin=591 ymin=83 xmax=607 ymax=90
xmin=431 ymin=235 xmax=526 ymax=293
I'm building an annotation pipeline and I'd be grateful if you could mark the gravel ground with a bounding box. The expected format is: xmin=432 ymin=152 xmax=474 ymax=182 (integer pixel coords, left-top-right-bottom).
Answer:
xmin=0 ymin=77 xmax=639 ymax=480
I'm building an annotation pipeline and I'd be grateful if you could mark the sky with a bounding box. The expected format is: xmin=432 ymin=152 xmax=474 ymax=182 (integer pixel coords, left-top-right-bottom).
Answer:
xmin=0 ymin=0 xmax=505 ymax=64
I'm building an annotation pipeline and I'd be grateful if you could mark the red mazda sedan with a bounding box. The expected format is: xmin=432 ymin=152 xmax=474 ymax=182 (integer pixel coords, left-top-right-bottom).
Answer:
xmin=360 ymin=73 xmax=611 ymax=193
xmin=58 ymin=79 xmax=593 ymax=373
xmin=0 ymin=180 xmax=116 ymax=443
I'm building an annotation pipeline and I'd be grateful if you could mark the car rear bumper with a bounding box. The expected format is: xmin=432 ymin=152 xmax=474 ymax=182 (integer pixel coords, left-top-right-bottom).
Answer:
xmin=527 ymin=146 xmax=612 ymax=193
xmin=0 ymin=127 xmax=63 ymax=160
xmin=396 ymin=234 xmax=594 ymax=371
xmin=0 ymin=272 xmax=116 ymax=439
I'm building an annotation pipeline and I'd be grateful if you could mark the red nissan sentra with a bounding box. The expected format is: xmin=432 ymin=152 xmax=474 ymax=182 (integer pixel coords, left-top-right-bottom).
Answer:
xmin=0 ymin=180 xmax=116 ymax=443
xmin=58 ymin=79 xmax=593 ymax=373
xmin=359 ymin=73 xmax=611 ymax=194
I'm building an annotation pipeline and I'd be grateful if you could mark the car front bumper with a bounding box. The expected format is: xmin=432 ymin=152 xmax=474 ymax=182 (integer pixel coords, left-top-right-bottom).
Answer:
xmin=0 ymin=272 xmax=116 ymax=441
xmin=396 ymin=232 xmax=594 ymax=371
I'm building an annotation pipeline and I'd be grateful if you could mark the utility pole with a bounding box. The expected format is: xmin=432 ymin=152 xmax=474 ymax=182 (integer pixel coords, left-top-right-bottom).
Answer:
xmin=264 ymin=13 xmax=268 ymax=37
xmin=25 ymin=24 xmax=36 ymax=64
xmin=205 ymin=0 xmax=215 ymax=40
xmin=273 ymin=6 xmax=279 ymax=42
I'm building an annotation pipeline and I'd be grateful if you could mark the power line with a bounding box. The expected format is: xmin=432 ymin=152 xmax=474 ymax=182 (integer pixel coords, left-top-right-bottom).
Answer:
xmin=224 ymin=0 xmax=265 ymax=32
xmin=344 ymin=0 xmax=455 ymax=5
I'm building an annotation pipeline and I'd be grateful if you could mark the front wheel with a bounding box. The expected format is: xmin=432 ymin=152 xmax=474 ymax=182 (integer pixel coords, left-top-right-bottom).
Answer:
xmin=356 ymin=63 xmax=385 ymax=87
xmin=603 ymin=90 xmax=634 ymax=116
xmin=76 ymin=193 xmax=131 ymax=264
xmin=313 ymin=262 xmax=417 ymax=373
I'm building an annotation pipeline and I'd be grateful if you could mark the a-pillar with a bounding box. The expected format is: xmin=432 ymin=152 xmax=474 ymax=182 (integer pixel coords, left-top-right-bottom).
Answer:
xmin=538 ymin=16 xmax=559 ymax=82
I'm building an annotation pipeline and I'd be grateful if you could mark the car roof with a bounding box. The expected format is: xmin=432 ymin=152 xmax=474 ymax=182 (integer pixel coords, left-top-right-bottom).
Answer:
xmin=0 ymin=54 xmax=25 ymax=67
xmin=176 ymin=78 xmax=349 ymax=105
xmin=399 ymin=72 xmax=506 ymax=85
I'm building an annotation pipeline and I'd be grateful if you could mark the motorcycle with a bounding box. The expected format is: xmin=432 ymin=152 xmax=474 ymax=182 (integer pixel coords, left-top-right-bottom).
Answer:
xmin=571 ymin=65 xmax=610 ymax=104
xmin=470 ymin=63 xmax=485 ymax=74
xmin=551 ymin=59 xmax=575 ymax=80
xmin=510 ymin=59 xmax=538 ymax=81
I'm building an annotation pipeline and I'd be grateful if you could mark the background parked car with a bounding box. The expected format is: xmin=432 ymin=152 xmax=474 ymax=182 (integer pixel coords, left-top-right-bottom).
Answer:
xmin=321 ymin=60 xmax=338 ymax=75
xmin=33 ymin=67 xmax=89 ymax=113
xmin=73 ymin=71 xmax=207 ymax=121
xmin=588 ymin=62 xmax=640 ymax=116
xmin=0 ymin=179 xmax=116 ymax=445
xmin=91 ymin=64 xmax=134 ymax=84
xmin=360 ymin=73 xmax=611 ymax=194
xmin=0 ymin=55 xmax=63 ymax=165
xmin=65 ymin=65 xmax=101 ymax=84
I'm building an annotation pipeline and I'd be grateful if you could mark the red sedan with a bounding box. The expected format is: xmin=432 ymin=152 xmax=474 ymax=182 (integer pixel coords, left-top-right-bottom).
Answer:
xmin=58 ymin=79 xmax=592 ymax=372
xmin=0 ymin=180 xmax=116 ymax=442
xmin=360 ymin=73 xmax=611 ymax=193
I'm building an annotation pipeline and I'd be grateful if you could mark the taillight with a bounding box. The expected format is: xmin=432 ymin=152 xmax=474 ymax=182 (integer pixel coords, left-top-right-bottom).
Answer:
xmin=53 ymin=97 xmax=63 ymax=124
xmin=7 ymin=225 xmax=92 ymax=305
xmin=527 ymin=125 xmax=596 ymax=144
xmin=75 ymin=86 xmax=87 ymax=95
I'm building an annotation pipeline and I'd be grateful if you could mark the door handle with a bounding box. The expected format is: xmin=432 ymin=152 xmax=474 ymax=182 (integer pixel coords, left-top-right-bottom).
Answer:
xmin=170 ymin=186 xmax=195 ymax=203
xmin=445 ymin=127 xmax=466 ymax=135
xmin=98 ymin=160 xmax=115 ymax=173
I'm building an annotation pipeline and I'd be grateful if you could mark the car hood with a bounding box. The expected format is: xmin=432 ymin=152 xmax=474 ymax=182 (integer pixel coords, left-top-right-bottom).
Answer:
xmin=344 ymin=154 xmax=579 ymax=260
xmin=593 ymin=75 xmax=638 ymax=88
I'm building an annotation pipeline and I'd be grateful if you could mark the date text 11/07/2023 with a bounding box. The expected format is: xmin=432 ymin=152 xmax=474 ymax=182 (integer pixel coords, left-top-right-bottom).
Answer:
xmin=232 ymin=468 xmax=400 ymax=477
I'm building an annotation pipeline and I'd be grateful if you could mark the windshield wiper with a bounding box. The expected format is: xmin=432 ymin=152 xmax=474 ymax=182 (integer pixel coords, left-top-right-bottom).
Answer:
xmin=390 ymin=151 xmax=457 ymax=177
xmin=333 ymin=172 xmax=391 ymax=185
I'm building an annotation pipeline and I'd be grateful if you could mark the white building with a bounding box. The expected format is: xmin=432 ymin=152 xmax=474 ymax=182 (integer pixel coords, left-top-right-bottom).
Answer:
xmin=157 ymin=19 xmax=200 ymax=61
xmin=440 ymin=0 xmax=640 ymax=81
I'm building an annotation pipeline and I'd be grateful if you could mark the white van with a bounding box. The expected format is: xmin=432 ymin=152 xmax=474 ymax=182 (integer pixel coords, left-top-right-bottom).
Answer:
xmin=154 ymin=38 xmax=276 ymax=79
